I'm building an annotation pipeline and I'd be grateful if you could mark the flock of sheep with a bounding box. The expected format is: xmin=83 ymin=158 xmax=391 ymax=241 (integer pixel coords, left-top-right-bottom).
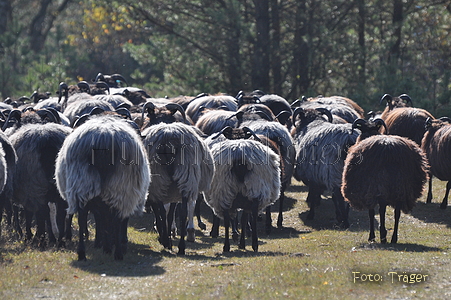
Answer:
xmin=0 ymin=73 xmax=448 ymax=260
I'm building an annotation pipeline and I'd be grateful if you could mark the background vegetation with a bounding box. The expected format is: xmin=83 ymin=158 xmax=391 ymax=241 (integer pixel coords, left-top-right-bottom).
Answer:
xmin=1 ymin=0 xmax=451 ymax=115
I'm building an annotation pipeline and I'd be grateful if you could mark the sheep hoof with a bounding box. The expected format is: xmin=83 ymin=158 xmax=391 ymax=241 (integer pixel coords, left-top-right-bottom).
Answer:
xmin=380 ymin=238 xmax=387 ymax=244
xmin=187 ymin=228 xmax=195 ymax=242
xmin=223 ymin=244 xmax=230 ymax=252
xmin=78 ymin=252 xmax=86 ymax=261
xmin=114 ymin=251 xmax=124 ymax=260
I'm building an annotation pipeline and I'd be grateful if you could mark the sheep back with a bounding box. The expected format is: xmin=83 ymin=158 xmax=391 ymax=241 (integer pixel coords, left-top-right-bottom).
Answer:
xmin=55 ymin=116 xmax=150 ymax=218
xmin=205 ymin=138 xmax=281 ymax=219
xmin=382 ymin=107 xmax=434 ymax=145
xmin=421 ymin=123 xmax=451 ymax=181
xmin=240 ymin=119 xmax=295 ymax=184
xmin=294 ymin=122 xmax=359 ymax=190
xmin=142 ymin=122 xmax=214 ymax=204
xmin=342 ymin=135 xmax=429 ymax=213
xmin=10 ymin=123 xmax=72 ymax=212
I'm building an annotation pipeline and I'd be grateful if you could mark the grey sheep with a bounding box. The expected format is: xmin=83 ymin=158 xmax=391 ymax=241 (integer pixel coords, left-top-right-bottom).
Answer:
xmin=204 ymin=126 xmax=281 ymax=252
xmin=142 ymin=121 xmax=214 ymax=255
xmin=185 ymin=93 xmax=237 ymax=124
xmin=342 ymin=118 xmax=429 ymax=243
xmin=239 ymin=118 xmax=295 ymax=233
xmin=10 ymin=122 xmax=72 ymax=247
xmin=0 ymin=130 xmax=16 ymax=237
xmin=292 ymin=107 xmax=359 ymax=228
xmin=55 ymin=115 xmax=150 ymax=260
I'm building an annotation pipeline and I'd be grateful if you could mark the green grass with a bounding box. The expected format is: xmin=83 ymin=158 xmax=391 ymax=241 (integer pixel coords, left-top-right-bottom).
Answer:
xmin=1 ymin=178 xmax=451 ymax=299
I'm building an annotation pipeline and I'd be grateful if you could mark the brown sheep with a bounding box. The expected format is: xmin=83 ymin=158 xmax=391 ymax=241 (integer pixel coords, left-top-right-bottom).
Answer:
xmin=342 ymin=118 xmax=429 ymax=243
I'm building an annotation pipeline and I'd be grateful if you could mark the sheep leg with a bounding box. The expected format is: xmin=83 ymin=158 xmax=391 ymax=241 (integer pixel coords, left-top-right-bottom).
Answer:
xmin=265 ymin=205 xmax=272 ymax=235
xmin=56 ymin=200 xmax=67 ymax=248
xmin=113 ymin=212 xmax=124 ymax=261
xmin=332 ymin=188 xmax=350 ymax=229
xmin=306 ymin=185 xmax=321 ymax=220
xmin=46 ymin=203 xmax=57 ymax=246
xmin=120 ymin=218 xmax=129 ymax=255
xmin=177 ymin=196 xmax=188 ymax=255
xmin=223 ymin=210 xmax=231 ymax=252
xmin=379 ymin=204 xmax=387 ymax=244
xmin=391 ymin=204 xmax=401 ymax=244
xmin=251 ymin=200 xmax=259 ymax=252
xmin=426 ymin=176 xmax=433 ymax=203
xmin=0 ymin=195 xmax=4 ymax=237
xmin=36 ymin=205 xmax=49 ymax=249
xmin=368 ymin=208 xmax=376 ymax=242
xmin=151 ymin=202 xmax=171 ymax=249
xmin=210 ymin=215 xmax=220 ymax=238
xmin=195 ymin=193 xmax=207 ymax=230
xmin=13 ymin=205 xmax=23 ymax=239
xmin=239 ymin=211 xmax=248 ymax=249
xmin=232 ymin=216 xmax=239 ymax=241
xmin=65 ymin=214 xmax=73 ymax=241
xmin=24 ymin=209 xmax=34 ymax=242
xmin=102 ymin=208 xmax=113 ymax=255
xmin=277 ymin=186 xmax=286 ymax=228
xmin=186 ymin=199 xmax=196 ymax=242
xmin=77 ymin=206 xmax=88 ymax=261
xmin=440 ymin=181 xmax=451 ymax=209
xmin=166 ymin=203 xmax=176 ymax=247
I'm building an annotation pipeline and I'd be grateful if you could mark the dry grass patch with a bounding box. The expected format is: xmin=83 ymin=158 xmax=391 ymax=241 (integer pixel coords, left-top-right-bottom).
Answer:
xmin=1 ymin=178 xmax=451 ymax=299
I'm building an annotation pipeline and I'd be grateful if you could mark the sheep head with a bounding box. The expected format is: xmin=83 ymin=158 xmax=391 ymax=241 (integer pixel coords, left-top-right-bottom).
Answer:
xmin=212 ymin=126 xmax=261 ymax=142
xmin=141 ymin=101 xmax=187 ymax=129
xmin=380 ymin=93 xmax=412 ymax=111
xmin=292 ymin=107 xmax=333 ymax=132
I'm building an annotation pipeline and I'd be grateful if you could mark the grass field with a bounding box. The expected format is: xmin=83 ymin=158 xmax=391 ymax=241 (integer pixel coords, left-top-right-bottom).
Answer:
xmin=1 ymin=178 xmax=451 ymax=299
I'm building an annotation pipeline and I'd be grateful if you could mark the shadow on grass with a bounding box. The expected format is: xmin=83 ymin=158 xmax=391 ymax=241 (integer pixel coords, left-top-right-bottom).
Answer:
xmin=355 ymin=242 xmax=441 ymax=253
xmin=410 ymin=201 xmax=451 ymax=228
xmin=69 ymin=240 xmax=166 ymax=277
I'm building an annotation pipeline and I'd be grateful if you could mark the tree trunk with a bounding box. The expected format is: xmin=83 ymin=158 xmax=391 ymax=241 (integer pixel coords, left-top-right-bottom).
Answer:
xmin=389 ymin=0 xmax=403 ymax=62
xmin=357 ymin=0 xmax=366 ymax=90
xmin=270 ymin=0 xmax=281 ymax=95
xmin=29 ymin=0 xmax=72 ymax=53
xmin=252 ymin=0 xmax=270 ymax=92
xmin=0 ymin=0 xmax=12 ymax=54
xmin=289 ymin=0 xmax=309 ymax=99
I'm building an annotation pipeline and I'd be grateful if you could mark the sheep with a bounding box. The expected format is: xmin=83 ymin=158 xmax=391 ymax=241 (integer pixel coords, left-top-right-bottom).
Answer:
xmin=0 ymin=129 xmax=16 ymax=237
xmin=379 ymin=94 xmax=435 ymax=202
xmin=291 ymin=107 xmax=360 ymax=228
xmin=298 ymin=95 xmax=364 ymax=123
xmin=342 ymin=118 xmax=429 ymax=243
xmin=185 ymin=93 xmax=237 ymax=124
xmin=239 ymin=118 xmax=295 ymax=233
xmin=0 ymin=131 xmax=13 ymax=237
xmin=141 ymin=121 xmax=214 ymax=255
xmin=140 ymin=101 xmax=193 ymax=129
xmin=421 ymin=117 xmax=451 ymax=209
xmin=195 ymin=110 xmax=238 ymax=136
xmin=55 ymin=114 xmax=150 ymax=260
xmin=92 ymin=72 xmax=128 ymax=88
xmin=9 ymin=121 xmax=72 ymax=247
xmin=63 ymin=98 xmax=115 ymax=126
xmin=93 ymin=94 xmax=134 ymax=110
xmin=204 ymin=126 xmax=280 ymax=252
